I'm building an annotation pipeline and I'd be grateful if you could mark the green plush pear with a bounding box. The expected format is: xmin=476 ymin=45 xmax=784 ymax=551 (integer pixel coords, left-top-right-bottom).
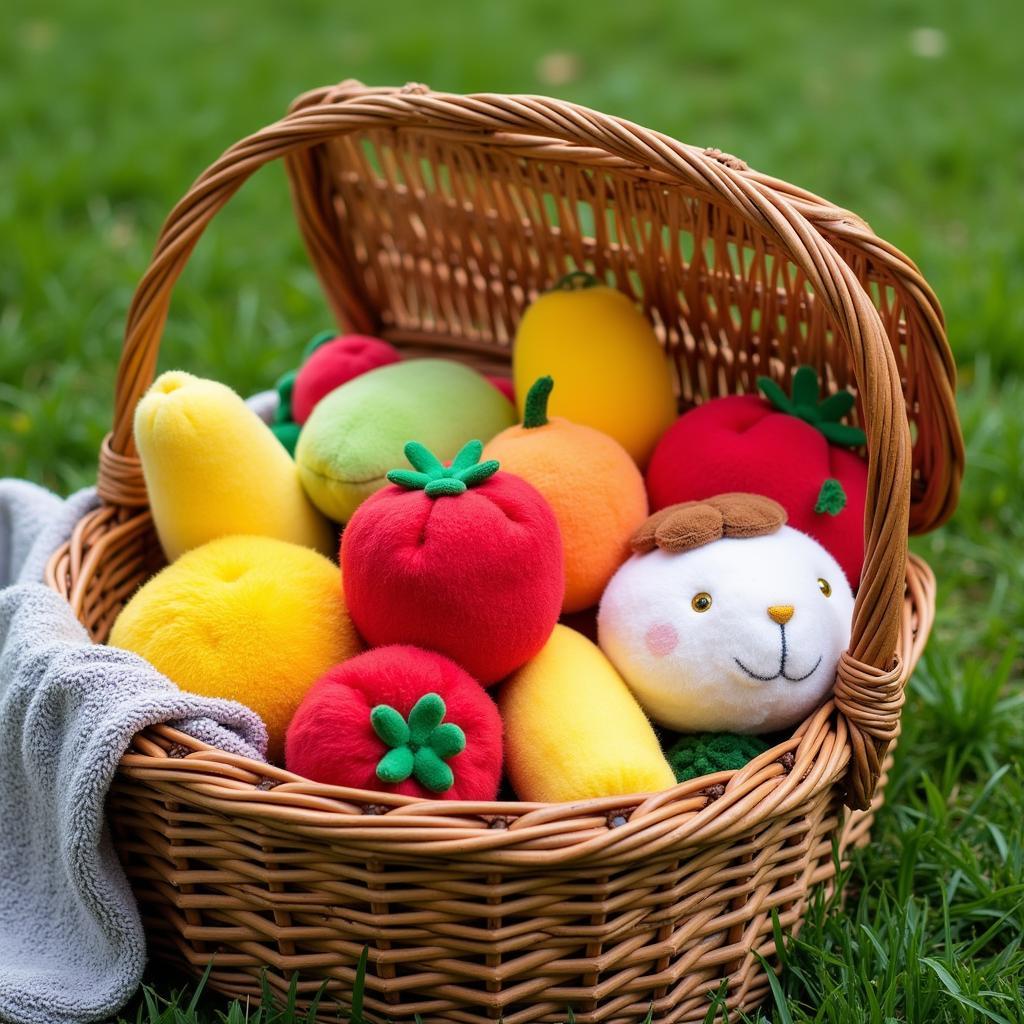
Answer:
xmin=295 ymin=358 xmax=516 ymax=523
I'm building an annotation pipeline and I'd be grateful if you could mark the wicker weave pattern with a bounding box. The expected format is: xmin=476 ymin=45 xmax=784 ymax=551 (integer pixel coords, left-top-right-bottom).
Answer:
xmin=108 ymin=556 xmax=930 ymax=1023
xmin=43 ymin=83 xmax=961 ymax=1021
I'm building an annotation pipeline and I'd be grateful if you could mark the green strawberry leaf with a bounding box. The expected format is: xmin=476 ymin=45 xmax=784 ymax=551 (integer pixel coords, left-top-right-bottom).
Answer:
xmin=301 ymin=329 xmax=338 ymax=363
xmin=387 ymin=439 xmax=502 ymax=498
xmin=817 ymin=390 xmax=856 ymax=421
xmin=386 ymin=469 xmax=431 ymax=489
xmin=818 ymin=421 xmax=868 ymax=448
xmin=404 ymin=441 xmax=446 ymax=475
xmin=370 ymin=704 xmax=410 ymax=748
xmin=791 ymin=366 xmax=820 ymax=407
xmin=413 ymin=747 xmax=455 ymax=793
xmin=450 ymin=439 xmax=484 ymax=473
xmin=408 ymin=693 xmax=447 ymax=746
xmin=457 ymin=460 xmax=500 ymax=486
xmin=430 ymin=722 xmax=467 ymax=759
xmin=758 ymin=368 xmax=865 ymax=448
xmin=424 ymin=478 xmax=468 ymax=497
xmin=376 ymin=746 xmax=415 ymax=783
xmin=757 ymin=376 xmax=795 ymax=414
xmin=274 ymin=370 xmax=297 ymax=424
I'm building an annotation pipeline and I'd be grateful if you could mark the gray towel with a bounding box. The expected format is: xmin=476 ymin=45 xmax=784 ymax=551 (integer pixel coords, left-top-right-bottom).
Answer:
xmin=0 ymin=479 xmax=269 ymax=1024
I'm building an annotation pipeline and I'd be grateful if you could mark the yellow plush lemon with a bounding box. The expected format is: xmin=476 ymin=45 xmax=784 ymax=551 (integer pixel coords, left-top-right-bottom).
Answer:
xmin=499 ymin=624 xmax=674 ymax=802
xmin=135 ymin=371 xmax=334 ymax=562
xmin=512 ymin=274 xmax=677 ymax=466
xmin=110 ymin=535 xmax=362 ymax=760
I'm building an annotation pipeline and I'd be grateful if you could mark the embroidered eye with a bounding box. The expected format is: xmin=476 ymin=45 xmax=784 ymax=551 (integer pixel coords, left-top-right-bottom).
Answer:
xmin=818 ymin=578 xmax=832 ymax=597
xmin=691 ymin=592 xmax=712 ymax=613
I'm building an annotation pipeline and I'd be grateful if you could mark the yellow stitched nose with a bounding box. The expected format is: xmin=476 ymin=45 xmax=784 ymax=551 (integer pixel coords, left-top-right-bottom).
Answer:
xmin=768 ymin=605 xmax=794 ymax=625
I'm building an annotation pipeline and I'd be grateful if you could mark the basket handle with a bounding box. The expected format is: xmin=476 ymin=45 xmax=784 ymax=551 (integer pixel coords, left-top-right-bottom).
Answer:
xmin=103 ymin=82 xmax=910 ymax=810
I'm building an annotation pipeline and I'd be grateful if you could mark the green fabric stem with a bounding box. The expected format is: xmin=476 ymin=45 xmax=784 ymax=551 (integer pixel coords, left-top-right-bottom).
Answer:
xmin=371 ymin=693 xmax=467 ymax=792
xmin=757 ymin=365 xmax=867 ymax=449
xmin=301 ymin=329 xmax=338 ymax=363
xmin=523 ymin=376 xmax=554 ymax=429
xmin=550 ymin=270 xmax=600 ymax=291
xmin=386 ymin=439 xmax=499 ymax=498
xmin=273 ymin=369 xmax=297 ymax=425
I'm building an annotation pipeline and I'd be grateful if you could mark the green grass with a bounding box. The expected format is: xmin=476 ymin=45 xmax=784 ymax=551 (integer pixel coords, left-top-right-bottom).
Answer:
xmin=3 ymin=0 xmax=1022 ymax=1021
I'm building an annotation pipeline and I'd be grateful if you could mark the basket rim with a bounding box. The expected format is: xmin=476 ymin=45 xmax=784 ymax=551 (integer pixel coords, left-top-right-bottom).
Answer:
xmin=46 ymin=80 xmax=953 ymax=811
xmin=287 ymin=81 xmax=962 ymax=534
xmin=112 ymin=555 xmax=934 ymax=861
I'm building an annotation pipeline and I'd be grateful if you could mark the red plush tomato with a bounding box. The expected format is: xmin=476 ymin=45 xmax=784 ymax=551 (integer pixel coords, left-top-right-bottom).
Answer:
xmin=292 ymin=333 xmax=401 ymax=424
xmin=487 ymin=374 xmax=516 ymax=404
xmin=285 ymin=646 xmax=503 ymax=800
xmin=341 ymin=439 xmax=564 ymax=683
xmin=646 ymin=367 xmax=868 ymax=587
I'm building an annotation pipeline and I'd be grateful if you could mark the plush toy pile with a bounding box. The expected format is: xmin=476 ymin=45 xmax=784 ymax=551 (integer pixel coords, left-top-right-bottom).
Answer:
xmin=110 ymin=273 xmax=868 ymax=803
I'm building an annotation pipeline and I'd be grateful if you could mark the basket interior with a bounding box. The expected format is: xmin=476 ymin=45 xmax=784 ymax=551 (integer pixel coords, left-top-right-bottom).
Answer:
xmin=294 ymin=116 xmax=958 ymax=532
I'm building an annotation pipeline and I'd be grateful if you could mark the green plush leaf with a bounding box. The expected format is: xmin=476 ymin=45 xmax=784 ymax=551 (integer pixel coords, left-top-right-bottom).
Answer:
xmin=408 ymin=693 xmax=446 ymax=745
xmin=457 ymin=460 xmax=500 ymax=486
xmin=818 ymin=421 xmax=868 ymax=448
xmin=274 ymin=370 xmax=297 ymax=424
xmin=757 ymin=376 xmax=794 ymax=414
xmin=413 ymin=747 xmax=455 ymax=792
xmin=301 ymin=329 xmax=338 ymax=363
xmin=388 ymin=439 xmax=501 ymax=497
xmin=376 ymin=746 xmax=414 ymax=783
xmin=551 ymin=270 xmax=600 ymax=292
xmin=791 ymin=365 xmax=820 ymax=407
xmin=370 ymin=704 xmax=410 ymax=747
xmin=815 ymin=478 xmax=848 ymax=516
xmin=424 ymin=478 xmax=467 ymax=497
xmin=429 ymin=722 xmax=467 ymax=759
xmin=817 ymin=389 xmax=856 ymax=421
xmin=404 ymin=440 xmax=445 ymax=475
xmin=270 ymin=421 xmax=301 ymax=457
xmin=450 ymin=439 xmax=484 ymax=473
xmin=386 ymin=469 xmax=431 ymax=489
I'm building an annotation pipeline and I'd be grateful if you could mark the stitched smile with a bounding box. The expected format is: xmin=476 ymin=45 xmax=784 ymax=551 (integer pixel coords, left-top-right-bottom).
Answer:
xmin=734 ymin=624 xmax=823 ymax=683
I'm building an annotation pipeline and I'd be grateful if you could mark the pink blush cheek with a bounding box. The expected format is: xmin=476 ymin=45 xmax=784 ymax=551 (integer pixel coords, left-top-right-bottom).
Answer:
xmin=645 ymin=622 xmax=679 ymax=657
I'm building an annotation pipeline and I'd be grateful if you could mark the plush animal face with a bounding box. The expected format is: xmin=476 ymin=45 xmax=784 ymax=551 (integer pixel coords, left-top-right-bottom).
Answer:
xmin=597 ymin=497 xmax=854 ymax=734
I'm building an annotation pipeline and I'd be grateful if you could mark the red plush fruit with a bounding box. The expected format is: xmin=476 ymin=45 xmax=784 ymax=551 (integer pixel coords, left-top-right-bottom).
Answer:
xmin=646 ymin=366 xmax=868 ymax=587
xmin=487 ymin=374 xmax=516 ymax=404
xmin=292 ymin=333 xmax=401 ymax=424
xmin=341 ymin=438 xmax=564 ymax=684
xmin=285 ymin=646 xmax=503 ymax=800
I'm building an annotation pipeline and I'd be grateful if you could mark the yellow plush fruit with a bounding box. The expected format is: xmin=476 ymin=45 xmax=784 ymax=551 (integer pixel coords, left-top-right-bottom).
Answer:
xmin=135 ymin=371 xmax=334 ymax=562
xmin=499 ymin=624 xmax=675 ymax=802
xmin=512 ymin=274 xmax=676 ymax=466
xmin=109 ymin=535 xmax=362 ymax=760
xmin=483 ymin=376 xmax=648 ymax=613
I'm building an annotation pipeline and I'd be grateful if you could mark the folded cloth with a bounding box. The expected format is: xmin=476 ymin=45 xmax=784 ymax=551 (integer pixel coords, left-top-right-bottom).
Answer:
xmin=0 ymin=479 xmax=268 ymax=1024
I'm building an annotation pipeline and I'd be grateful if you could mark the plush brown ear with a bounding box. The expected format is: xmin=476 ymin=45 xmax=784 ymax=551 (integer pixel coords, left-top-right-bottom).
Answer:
xmin=711 ymin=492 xmax=787 ymax=538
xmin=630 ymin=493 xmax=786 ymax=555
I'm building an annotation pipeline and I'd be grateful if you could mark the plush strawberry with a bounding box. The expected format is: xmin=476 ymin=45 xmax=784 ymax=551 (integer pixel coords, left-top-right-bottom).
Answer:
xmin=341 ymin=439 xmax=564 ymax=684
xmin=646 ymin=367 xmax=868 ymax=587
xmin=268 ymin=331 xmax=402 ymax=454
xmin=285 ymin=646 xmax=503 ymax=800
xmin=292 ymin=332 xmax=402 ymax=424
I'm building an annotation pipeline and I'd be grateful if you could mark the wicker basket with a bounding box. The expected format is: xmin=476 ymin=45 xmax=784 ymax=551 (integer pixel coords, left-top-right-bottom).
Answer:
xmin=45 ymin=82 xmax=963 ymax=1023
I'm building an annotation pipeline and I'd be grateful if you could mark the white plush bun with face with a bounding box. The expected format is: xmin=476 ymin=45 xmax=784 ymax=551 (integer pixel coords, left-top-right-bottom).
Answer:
xmin=597 ymin=523 xmax=854 ymax=734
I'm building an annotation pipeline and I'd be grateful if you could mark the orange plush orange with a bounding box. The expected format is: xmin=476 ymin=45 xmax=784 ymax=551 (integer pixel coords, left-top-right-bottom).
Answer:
xmin=483 ymin=377 xmax=648 ymax=613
